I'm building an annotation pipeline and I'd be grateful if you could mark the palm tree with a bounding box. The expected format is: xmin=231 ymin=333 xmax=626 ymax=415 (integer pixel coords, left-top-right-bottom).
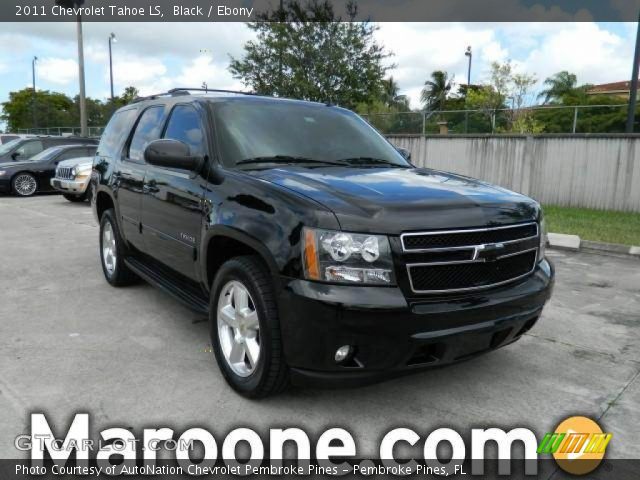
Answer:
xmin=381 ymin=77 xmax=404 ymax=109
xmin=421 ymin=71 xmax=453 ymax=111
xmin=538 ymin=71 xmax=577 ymax=104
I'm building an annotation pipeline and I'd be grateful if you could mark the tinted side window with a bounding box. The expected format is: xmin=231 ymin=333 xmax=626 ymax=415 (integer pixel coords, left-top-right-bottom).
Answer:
xmin=98 ymin=108 xmax=138 ymax=158
xmin=129 ymin=107 xmax=164 ymax=162
xmin=58 ymin=149 xmax=85 ymax=161
xmin=16 ymin=140 xmax=44 ymax=157
xmin=163 ymin=105 xmax=205 ymax=156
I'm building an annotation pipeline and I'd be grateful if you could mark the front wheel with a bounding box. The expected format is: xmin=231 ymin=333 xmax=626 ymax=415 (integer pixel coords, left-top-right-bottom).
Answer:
xmin=12 ymin=173 xmax=38 ymax=197
xmin=210 ymin=256 xmax=288 ymax=398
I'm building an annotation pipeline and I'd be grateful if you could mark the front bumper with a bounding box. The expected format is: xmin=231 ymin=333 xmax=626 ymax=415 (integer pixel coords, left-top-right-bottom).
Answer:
xmin=278 ymin=259 xmax=554 ymax=387
xmin=0 ymin=178 xmax=10 ymax=193
xmin=50 ymin=177 xmax=89 ymax=195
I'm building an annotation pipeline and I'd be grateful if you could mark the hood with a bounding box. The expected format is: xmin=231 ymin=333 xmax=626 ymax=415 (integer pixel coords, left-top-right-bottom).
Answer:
xmin=57 ymin=157 xmax=93 ymax=168
xmin=252 ymin=166 xmax=539 ymax=234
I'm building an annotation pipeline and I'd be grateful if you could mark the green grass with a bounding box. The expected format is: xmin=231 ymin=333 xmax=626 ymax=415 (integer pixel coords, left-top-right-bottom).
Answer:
xmin=543 ymin=205 xmax=640 ymax=246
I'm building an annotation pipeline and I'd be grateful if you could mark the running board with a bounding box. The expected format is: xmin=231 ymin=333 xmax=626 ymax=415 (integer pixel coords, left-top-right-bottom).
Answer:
xmin=124 ymin=257 xmax=209 ymax=315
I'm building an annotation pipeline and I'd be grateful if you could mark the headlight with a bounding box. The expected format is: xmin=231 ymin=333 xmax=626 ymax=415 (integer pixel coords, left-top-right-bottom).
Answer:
xmin=0 ymin=170 xmax=6 ymax=176
xmin=538 ymin=217 xmax=547 ymax=262
xmin=302 ymin=228 xmax=395 ymax=285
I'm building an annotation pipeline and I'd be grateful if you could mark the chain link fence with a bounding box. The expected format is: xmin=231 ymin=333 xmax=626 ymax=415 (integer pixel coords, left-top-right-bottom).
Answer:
xmin=362 ymin=104 xmax=633 ymax=135
xmin=16 ymin=126 xmax=106 ymax=137
xmin=14 ymin=104 xmax=634 ymax=137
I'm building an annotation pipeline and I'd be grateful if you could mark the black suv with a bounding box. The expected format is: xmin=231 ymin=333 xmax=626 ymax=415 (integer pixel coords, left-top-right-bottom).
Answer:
xmin=93 ymin=89 xmax=554 ymax=398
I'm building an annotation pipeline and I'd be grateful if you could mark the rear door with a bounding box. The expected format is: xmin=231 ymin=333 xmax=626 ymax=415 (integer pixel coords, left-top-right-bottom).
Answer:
xmin=116 ymin=105 xmax=165 ymax=251
xmin=141 ymin=103 xmax=208 ymax=281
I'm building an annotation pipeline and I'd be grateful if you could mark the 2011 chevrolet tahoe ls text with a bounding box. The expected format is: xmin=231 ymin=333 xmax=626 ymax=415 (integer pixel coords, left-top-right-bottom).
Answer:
xmin=92 ymin=88 xmax=554 ymax=398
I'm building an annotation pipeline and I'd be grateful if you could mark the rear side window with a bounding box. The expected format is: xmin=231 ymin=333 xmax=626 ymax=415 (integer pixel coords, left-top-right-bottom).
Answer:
xmin=16 ymin=140 xmax=44 ymax=158
xmin=129 ymin=106 xmax=164 ymax=162
xmin=163 ymin=105 xmax=205 ymax=156
xmin=98 ymin=108 xmax=137 ymax=159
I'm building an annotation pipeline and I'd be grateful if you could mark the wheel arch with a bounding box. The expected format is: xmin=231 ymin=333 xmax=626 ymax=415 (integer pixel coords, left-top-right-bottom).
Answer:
xmin=203 ymin=227 xmax=281 ymax=292
xmin=95 ymin=190 xmax=115 ymax=222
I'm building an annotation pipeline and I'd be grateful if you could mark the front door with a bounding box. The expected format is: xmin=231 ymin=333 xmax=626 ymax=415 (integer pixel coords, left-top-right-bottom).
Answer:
xmin=116 ymin=105 xmax=165 ymax=251
xmin=141 ymin=104 xmax=208 ymax=282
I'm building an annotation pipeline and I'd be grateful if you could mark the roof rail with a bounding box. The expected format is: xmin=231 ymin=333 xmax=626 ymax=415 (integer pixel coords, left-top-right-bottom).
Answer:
xmin=131 ymin=87 xmax=258 ymax=103
xmin=168 ymin=87 xmax=258 ymax=96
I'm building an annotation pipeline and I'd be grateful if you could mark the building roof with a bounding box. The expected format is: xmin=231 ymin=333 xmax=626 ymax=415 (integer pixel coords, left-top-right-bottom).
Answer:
xmin=586 ymin=81 xmax=633 ymax=94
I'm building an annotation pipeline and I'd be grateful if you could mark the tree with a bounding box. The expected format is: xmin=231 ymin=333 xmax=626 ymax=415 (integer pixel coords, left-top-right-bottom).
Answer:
xmin=229 ymin=0 xmax=391 ymax=109
xmin=1 ymin=89 xmax=74 ymax=131
xmin=538 ymin=71 xmax=578 ymax=104
xmin=379 ymin=77 xmax=410 ymax=110
xmin=421 ymin=70 xmax=453 ymax=111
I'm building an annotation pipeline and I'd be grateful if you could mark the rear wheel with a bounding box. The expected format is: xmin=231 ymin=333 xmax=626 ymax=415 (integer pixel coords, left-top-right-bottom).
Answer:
xmin=12 ymin=173 xmax=37 ymax=197
xmin=99 ymin=209 xmax=138 ymax=286
xmin=210 ymin=256 xmax=289 ymax=398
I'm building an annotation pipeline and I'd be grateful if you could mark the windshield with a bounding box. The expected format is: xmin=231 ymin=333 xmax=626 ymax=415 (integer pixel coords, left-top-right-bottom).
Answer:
xmin=213 ymin=100 xmax=410 ymax=168
xmin=28 ymin=147 xmax=64 ymax=162
xmin=0 ymin=139 xmax=22 ymax=156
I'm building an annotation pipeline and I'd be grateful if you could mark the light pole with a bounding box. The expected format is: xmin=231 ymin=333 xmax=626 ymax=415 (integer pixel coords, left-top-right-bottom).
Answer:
xmin=626 ymin=12 xmax=640 ymax=133
xmin=32 ymin=56 xmax=38 ymax=130
xmin=109 ymin=33 xmax=116 ymax=102
xmin=464 ymin=46 xmax=472 ymax=133
xmin=76 ymin=14 xmax=87 ymax=136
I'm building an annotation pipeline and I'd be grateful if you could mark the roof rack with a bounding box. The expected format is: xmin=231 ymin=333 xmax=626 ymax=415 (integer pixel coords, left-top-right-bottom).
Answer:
xmin=131 ymin=87 xmax=258 ymax=103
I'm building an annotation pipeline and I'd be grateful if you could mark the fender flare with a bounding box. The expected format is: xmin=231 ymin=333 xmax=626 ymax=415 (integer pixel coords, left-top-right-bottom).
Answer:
xmin=201 ymin=225 xmax=282 ymax=289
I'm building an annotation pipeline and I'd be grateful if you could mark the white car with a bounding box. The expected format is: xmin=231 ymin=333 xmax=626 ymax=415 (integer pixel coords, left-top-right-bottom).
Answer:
xmin=50 ymin=156 xmax=94 ymax=203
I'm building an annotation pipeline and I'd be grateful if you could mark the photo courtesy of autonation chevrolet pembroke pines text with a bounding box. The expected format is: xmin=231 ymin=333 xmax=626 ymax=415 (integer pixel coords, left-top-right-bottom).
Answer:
xmin=0 ymin=0 xmax=639 ymax=478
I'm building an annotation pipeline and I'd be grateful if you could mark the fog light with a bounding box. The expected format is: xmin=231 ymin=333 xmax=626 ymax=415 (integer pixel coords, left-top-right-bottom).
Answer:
xmin=334 ymin=345 xmax=353 ymax=363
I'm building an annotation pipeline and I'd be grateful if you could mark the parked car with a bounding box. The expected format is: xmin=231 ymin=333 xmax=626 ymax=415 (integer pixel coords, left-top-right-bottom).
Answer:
xmin=0 ymin=133 xmax=34 ymax=145
xmin=93 ymin=88 xmax=554 ymax=398
xmin=50 ymin=156 xmax=95 ymax=202
xmin=0 ymin=144 xmax=97 ymax=196
xmin=0 ymin=136 xmax=96 ymax=163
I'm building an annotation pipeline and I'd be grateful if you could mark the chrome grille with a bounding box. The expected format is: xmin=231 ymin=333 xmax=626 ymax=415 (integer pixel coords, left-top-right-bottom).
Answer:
xmin=402 ymin=222 xmax=539 ymax=294
xmin=56 ymin=167 xmax=74 ymax=180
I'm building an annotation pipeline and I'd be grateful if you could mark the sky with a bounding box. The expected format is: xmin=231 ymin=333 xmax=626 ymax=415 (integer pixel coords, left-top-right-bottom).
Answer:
xmin=0 ymin=21 xmax=637 ymax=127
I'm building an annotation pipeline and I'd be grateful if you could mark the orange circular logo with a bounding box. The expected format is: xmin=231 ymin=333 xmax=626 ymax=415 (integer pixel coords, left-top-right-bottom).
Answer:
xmin=552 ymin=416 xmax=610 ymax=475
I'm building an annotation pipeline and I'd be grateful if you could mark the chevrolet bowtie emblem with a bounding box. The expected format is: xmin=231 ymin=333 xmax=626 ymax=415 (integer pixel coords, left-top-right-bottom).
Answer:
xmin=473 ymin=243 xmax=505 ymax=261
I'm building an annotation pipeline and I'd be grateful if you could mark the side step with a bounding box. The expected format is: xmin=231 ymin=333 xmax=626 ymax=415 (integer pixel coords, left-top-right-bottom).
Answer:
xmin=125 ymin=257 xmax=209 ymax=315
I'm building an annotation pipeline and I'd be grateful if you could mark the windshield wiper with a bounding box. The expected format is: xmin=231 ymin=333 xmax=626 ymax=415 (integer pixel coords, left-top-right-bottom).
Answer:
xmin=236 ymin=155 xmax=344 ymax=167
xmin=337 ymin=157 xmax=409 ymax=168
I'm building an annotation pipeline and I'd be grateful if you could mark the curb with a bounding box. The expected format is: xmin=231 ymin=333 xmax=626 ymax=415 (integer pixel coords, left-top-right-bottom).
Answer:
xmin=547 ymin=232 xmax=640 ymax=258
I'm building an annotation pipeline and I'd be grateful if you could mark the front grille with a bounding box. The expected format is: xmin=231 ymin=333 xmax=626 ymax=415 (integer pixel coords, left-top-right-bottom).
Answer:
xmin=402 ymin=222 xmax=539 ymax=294
xmin=56 ymin=167 xmax=74 ymax=180
xmin=402 ymin=223 xmax=537 ymax=251
xmin=407 ymin=249 xmax=537 ymax=293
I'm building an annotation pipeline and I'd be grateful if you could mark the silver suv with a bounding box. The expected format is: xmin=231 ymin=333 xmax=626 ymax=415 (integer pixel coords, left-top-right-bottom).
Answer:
xmin=50 ymin=156 xmax=94 ymax=203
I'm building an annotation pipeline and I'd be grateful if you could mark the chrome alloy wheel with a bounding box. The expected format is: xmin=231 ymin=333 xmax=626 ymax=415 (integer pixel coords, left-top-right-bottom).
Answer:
xmin=13 ymin=174 xmax=37 ymax=196
xmin=217 ymin=280 xmax=261 ymax=377
xmin=102 ymin=222 xmax=117 ymax=276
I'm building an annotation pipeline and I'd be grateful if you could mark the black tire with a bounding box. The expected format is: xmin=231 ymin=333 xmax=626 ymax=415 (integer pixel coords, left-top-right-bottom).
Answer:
xmin=99 ymin=209 xmax=138 ymax=286
xmin=210 ymin=256 xmax=289 ymax=398
xmin=11 ymin=173 xmax=38 ymax=197
xmin=63 ymin=193 xmax=85 ymax=202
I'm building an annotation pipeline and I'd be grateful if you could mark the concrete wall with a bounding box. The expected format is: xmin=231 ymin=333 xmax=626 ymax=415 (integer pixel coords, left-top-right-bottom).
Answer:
xmin=388 ymin=134 xmax=640 ymax=212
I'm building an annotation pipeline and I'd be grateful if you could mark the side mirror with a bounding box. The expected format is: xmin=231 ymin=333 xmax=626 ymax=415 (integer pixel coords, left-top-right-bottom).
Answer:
xmin=396 ymin=147 xmax=411 ymax=161
xmin=11 ymin=152 xmax=20 ymax=160
xmin=144 ymin=139 xmax=200 ymax=171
